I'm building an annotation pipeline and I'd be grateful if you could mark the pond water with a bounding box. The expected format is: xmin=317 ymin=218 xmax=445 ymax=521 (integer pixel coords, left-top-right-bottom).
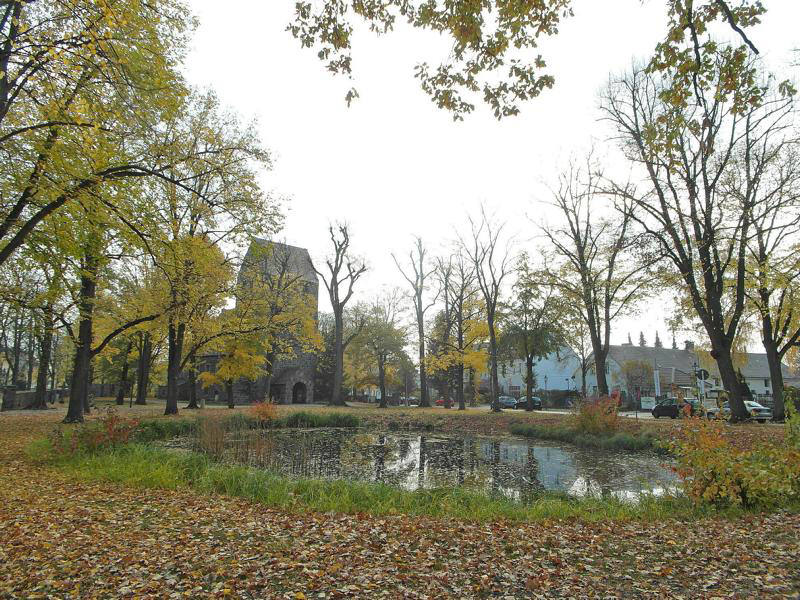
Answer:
xmin=180 ymin=429 xmax=678 ymax=502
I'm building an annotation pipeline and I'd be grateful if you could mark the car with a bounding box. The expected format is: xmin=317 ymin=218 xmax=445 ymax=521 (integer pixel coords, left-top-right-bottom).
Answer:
xmin=498 ymin=395 xmax=517 ymax=409
xmin=651 ymin=397 xmax=703 ymax=419
xmin=435 ymin=398 xmax=453 ymax=407
xmin=708 ymin=401 xmax=772 ymax=422
xmin=516 ymin=396 xmax=543 ymax=410
xmin=746 ymin=401 xmax=773 ymax=422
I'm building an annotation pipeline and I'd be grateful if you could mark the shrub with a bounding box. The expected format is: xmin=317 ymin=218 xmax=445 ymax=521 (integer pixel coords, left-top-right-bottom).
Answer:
xmin=572 ymin=396 xmax=620 ymax=435
xmin=55 ymin=408 xmax=140 ymax=454
xmin=668 ymin=417 xmax=800 ymax=508
xmin=249 ymin=401 xmax=278 ymax=424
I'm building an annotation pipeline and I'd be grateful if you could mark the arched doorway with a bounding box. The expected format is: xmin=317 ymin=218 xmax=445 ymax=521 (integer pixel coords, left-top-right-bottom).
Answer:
xmin=292 ymin=382 xmax=307 ymax=404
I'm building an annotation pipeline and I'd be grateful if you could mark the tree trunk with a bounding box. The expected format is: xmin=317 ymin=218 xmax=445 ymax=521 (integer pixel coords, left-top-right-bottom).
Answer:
xmin=488 ymin=314 xmax=500 ymax=412
xmin=591 ymin=340 xmax=609 ymax=396
xmin=165 ymin=320 xmax=185 ymax=415
xmin=11 ymin=312 xmax=21 ymax=385
xmin=763 ymin=339 xmax=785 ymax=421
xmin=135 ymin=332 xmax=151 ymax=405
xmin=30 ymin=311 xmax=53 ymax=410
xmin=457 ymin=363 xmax=465 ymax=411
xmin=378 ymin=353 xmax=387 ymax=408
xmin=185 ymin=354 xmax=199 ymax=409
xmin=417 ymin=308 xmax=430 ymax=407
xmin=226 ymin=379 xmax=234 ymax=408
xmin=25 ymin=317 xmax=34 ymax=389
xmin=711 ymin=339 xmax=750 ymax=421
xmin=115 ymin=341 xmax=132 ymax=405
xmin=330 ymin=312 xmax=346 ymax=406
xmin=524 ymin=354 xmax=534 ymax=411
xmin=64 ymin=253 xmax=98 ymax=423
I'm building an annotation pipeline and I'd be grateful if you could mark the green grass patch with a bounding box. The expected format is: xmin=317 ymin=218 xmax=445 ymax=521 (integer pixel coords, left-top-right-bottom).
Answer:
xmin=133 ymin=410 xmax=362 ymax=443
xmin=275 ymin=411 xmax=361 ymax=429
xmin=35 ymin=439 xmax=751 ymax=523
xmin=510 ymin=423 xmax=663 ymax=453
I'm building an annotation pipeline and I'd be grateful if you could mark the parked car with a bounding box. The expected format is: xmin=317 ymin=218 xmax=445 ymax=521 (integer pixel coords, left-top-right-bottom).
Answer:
xmin=515 ymin=396 xmax=543 ymax=410
xmin=498 ymin=395 xmax=517 ymax=409
xmin=707 ymin=401 xmax=772 ymax=422
xmin=651 ymin=397 xmax=703 ymax=419
xmin=435 ymin=398 xmax=453 ymax=407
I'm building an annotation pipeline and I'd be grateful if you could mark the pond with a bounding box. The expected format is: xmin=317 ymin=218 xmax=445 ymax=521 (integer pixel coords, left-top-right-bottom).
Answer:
xmin=177 ymin=429 xmax=678 ymax=503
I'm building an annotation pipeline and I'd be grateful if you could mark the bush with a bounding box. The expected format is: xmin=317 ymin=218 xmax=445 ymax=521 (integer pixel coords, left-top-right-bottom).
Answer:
xmin=572 ymin=396 xmax=620 ymax=435
xmin=249 ymin=401 xmax=278 ymax=424
xmin=54 ymin=408 xmax=140 ymax=454
xmin=668 ymin=417 xmax=800 ymax=508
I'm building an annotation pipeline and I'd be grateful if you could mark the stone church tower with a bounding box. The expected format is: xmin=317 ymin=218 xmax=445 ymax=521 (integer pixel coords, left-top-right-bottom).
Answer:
xmin=195 ymin=239 xmax=319 ymax=404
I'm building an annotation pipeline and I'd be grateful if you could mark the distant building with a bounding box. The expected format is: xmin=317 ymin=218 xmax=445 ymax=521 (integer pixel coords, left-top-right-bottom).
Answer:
xmin=583 ymin=341 xmax=795 ymax=402
xmin=489 ymin=348 xmax=582 ymax=397
xmin=174 ymin=240 xmax=319 ymax=405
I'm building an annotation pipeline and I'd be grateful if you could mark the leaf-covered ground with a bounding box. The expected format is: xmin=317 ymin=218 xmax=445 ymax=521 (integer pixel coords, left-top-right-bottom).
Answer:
xmin=1 ymin=409 xmax=798 ymax=598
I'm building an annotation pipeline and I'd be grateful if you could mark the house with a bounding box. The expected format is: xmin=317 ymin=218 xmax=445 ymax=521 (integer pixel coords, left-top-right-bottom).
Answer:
xmin=582 ymin=341 xmax=796 ymax=403
xmin=492 ymin=348 xmax=583 ymax=397
xmin=583 ymin=342 xmax=698 ymax=399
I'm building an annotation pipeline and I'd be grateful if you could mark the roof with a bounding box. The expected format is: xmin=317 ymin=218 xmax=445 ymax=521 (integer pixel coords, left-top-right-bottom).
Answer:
xmin=604 ymin=344 xmax=793 ymax=383
xmin=242 ymin=239 xmax=317 ymax=285
xmin=607 ymin=344 xmax=697 ymax=387
xmin=716 ymin=353 xmax=793 ymax=379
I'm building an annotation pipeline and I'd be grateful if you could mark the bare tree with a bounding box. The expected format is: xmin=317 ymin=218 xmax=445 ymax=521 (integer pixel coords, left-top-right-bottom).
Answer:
xmin=602 ymin=62 xmax=795 ymax=420
xmin=393 ymin=237 xmax=437 ymax=408
xmin=314 ymin=224 xmax=367 ymax=406
xmin=540 ymin=156 xmax=649 ymax=396
xmin=461 ymin=208 xmax=513 ymax=413
xmin=739 ymin=122 xmax=800 ymax=421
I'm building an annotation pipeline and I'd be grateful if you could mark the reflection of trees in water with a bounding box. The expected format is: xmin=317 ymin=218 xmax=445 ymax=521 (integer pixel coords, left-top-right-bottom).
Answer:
xmin=216 ymin=430 xmax=673 ymax=499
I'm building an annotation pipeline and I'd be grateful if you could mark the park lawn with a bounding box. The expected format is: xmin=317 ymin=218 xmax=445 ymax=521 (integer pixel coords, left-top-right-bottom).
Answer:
xmin=1 ymin=408 xmax=799 ymax=597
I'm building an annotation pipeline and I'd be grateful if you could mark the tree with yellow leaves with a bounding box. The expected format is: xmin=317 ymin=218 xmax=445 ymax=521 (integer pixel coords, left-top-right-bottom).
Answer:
xmin=427 ymin=253 xmax=488 ymax=411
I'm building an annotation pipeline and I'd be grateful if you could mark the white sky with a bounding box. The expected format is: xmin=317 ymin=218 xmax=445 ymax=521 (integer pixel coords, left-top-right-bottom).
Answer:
xmin=184 ymin=0 xmax=799 ymax=346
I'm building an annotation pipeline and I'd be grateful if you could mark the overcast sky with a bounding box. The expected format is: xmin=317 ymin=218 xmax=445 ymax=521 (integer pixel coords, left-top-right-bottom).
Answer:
xmin=184 ymin=1 xmax=799 ymax=347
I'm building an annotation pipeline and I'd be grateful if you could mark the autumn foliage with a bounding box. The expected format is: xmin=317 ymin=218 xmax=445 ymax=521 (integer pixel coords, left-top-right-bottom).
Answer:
xmin=668 ymin=416 xmax=800 ymax=508
xmin=249 ymin=401 xmax=278 ymax=424
xmin=53 ymin=408 xmax=140 ymax=454
xmin=572 ymin=396 xmax=620 ymax=436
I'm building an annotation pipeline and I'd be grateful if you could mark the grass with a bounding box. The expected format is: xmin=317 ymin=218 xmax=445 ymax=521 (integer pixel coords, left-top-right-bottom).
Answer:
xmin=132 ymin=410 xmax=362 ymax=443
xmin=31 ymin=439 xmax=754 ymax=523
xmin=509 ymin=423 xmax=664 ymax=453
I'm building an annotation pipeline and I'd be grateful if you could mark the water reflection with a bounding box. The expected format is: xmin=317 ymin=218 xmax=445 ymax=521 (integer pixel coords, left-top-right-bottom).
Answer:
xmin=190 ymin=429 xmax=677 ymax=502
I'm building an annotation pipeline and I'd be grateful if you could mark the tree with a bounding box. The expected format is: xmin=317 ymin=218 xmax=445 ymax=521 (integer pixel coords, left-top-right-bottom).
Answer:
xmin=540 ymin=156 xmax=650 ymax=396
xmin=654 ymin=332 xmax=663 ymax=349
xmin=742 ymin=131 xmax=800 ymax=421
xmin=314 ymin=224 xmax=367 ymax=406
xmin=559 ymin=303 xmax=592 ymax=398
xmin=349 ymin=291 xmax=406 ymax=408
xmin=639 ymin=332 xmax=646 ymax=347
xmin=620 ymin=360 xmax=654 ymax=404
xmin=427 ymin=252 xmax=487 ymax=410
xmin=505 ymin=253 xmax=561 ymax=410
xmin=461 ymin=208 xmax=512 ymax=412
xmin=393 ymin=237 xmax=436 ymax=408
xmin=602 ymin=61 xmax=795 ymax=421
xmin=0 ymin=0 xmax=193 ymax=267
xmin=289 ymin=1 xmax=765 ymax=120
